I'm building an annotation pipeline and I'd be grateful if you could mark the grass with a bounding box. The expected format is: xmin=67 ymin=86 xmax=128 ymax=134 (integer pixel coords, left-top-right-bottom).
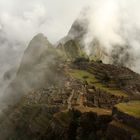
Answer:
xmin=69 ymin=69 xmax=127 ymax=97
xmin=69 ymin=69 xmax=97 ymax=83
xmin=94 ymin=83 xmax=128 ymax=97
xmin=75 ymin=106 xmax=111 ymax=115
xmin=115 ymin=101 xmax=140 ymax=118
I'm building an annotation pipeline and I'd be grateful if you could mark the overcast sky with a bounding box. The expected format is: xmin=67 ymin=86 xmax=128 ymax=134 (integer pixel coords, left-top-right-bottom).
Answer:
xmin=0 ymin=0 xmax=93 ymax=90
xmin=0 ymin=0 xmax=93 ymax=43
xmin=0 ymin=0 xmax=140 ymax=76
xmin=0 ymin=0 xmax=140 ymax=96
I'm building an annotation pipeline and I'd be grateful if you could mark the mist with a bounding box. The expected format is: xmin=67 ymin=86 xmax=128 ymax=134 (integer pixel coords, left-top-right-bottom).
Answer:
xmin=0 ymin=1 xmax=140 ymax=139
xmin=84 ymin=0 xmax=140 ymax=73
xmin=0 ymin=0 xmax=92 ymax=97
xmin=0 ymin=0 xmax=140 ymax=98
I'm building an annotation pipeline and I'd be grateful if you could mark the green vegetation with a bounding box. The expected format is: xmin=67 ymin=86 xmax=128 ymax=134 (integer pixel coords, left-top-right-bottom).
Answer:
xmin=115 ymin=101 xmax=140 ymax=118
xmin=75 ymin=106 xmax=111 ymax=115
xmin=94 ymin=83 xmax=128 ymax=97
xmin=69 ymin=69 xmax=127 ymax=97
xmin=89 ymin=55 xmax=100 ymax=61
xmin=61 ymin=40 xmax=87 ymax=60
xmin=69 ymin=69 xmax=97 ymax=83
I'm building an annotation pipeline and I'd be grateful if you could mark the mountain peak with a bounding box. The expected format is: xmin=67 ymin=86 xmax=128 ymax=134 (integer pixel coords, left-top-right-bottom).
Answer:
xmin=33 ymin=33 xmax=47 ymax=40
xmin=29 ymin=33 xmax=50 ymax=47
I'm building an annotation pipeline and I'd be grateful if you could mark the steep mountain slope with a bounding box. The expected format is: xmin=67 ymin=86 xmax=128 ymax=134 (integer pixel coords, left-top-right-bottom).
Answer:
xmin=58 ymin=11 xmax=134 ymax=67
xmin=58 ymin=40 xmax=86 ymax=61
xmin=58 ymin=12 xmax=88 ymax=45
xmin=57 ymin=13 xmax=107 ymax=62
xmin=1 ymin=33 xmax=63 ymax=106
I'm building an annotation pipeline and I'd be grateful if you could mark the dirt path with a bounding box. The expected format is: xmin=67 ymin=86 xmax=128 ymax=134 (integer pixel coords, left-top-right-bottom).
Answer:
xmin=76 ymin=91 xmax=84 ymax=107
xmin=67 ymin=89 xmax=75 ymax=110
xmin=77 ymin=85 xmax=87 ymax=107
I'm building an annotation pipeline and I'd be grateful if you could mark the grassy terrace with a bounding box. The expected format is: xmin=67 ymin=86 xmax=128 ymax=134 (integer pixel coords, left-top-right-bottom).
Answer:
xmin=115 ymin=101 xmax=140 ymax=118
xmin=69 ymin=69 xmax=128 ymax=97
xmin=75 ymin=106 xmax=111 ymax=115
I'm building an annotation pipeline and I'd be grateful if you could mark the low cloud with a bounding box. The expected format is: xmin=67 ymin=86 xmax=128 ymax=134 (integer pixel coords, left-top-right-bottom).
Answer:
xmin=0 ymin=0 xmax=140 ymax=97
xmin=83 ymin=0 xmax=140 ymax=73
xmin=0 ymin=0 xmax=92 ymax=96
